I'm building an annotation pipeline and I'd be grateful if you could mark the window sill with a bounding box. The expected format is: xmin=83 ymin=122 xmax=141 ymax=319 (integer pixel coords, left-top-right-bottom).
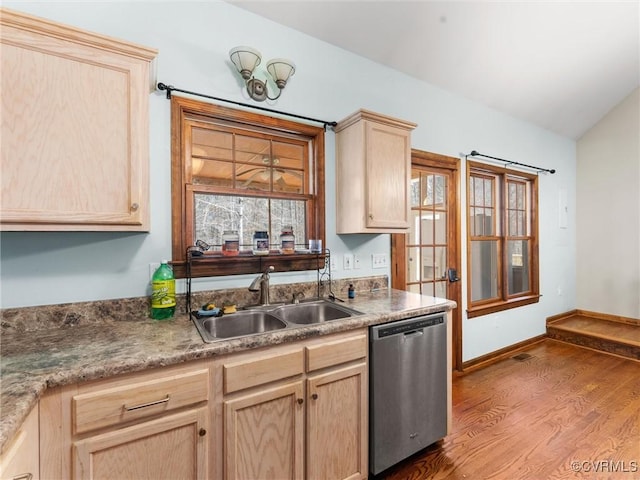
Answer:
xmin=466 ymin=294 xmax=541 ymax=318
xmin=172 ymin=252 xmax=327 ymax=279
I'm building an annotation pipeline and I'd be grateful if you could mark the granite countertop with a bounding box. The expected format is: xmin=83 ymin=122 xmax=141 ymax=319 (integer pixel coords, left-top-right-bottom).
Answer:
xmin=0 ymin=288 xmax=455 ymax=451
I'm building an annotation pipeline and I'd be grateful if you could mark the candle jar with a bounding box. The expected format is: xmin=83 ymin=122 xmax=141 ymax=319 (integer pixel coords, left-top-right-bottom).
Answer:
xmin=222 ymin=230 xmax=239 ymax=256
xmin=253 ymin=231 xmax=269 ymax=255
xmin=280 ymin=225 xmax=295 ymax=254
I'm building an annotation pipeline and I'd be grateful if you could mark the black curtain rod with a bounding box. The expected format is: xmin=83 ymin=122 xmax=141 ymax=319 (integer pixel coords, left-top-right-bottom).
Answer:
xmin=157 ymin=83 xmax=337 ymax=130
xmin=466 ymin=150 xmax=556 ymax=174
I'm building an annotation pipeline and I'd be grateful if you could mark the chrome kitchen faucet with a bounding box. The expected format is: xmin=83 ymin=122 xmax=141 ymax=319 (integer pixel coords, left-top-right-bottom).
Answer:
xmin=248 ymin=265 xmax=275 ymax=306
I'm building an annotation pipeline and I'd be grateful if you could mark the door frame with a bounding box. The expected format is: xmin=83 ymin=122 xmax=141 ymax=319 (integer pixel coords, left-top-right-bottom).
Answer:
xmin=391 ymin=150 xmax=462 ymax=371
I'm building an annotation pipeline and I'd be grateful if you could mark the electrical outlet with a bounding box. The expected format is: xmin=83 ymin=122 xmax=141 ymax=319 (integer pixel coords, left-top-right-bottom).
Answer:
xmin=330 ymin=256 xmax=338 ymax=271
xmin=353 ymin=254 xmax=361 ymax=269
xmin=343 ymin=253 xmax=354 ymax=270
xmin=149 ymin=262 xmax=161 ymax=280
xmin=372 ymin=253 xmax=388 ymax=269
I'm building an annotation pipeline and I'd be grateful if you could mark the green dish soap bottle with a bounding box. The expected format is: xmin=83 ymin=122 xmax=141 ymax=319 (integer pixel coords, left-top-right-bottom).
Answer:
xmin=151 ymin=260 xmax=176 ymax=320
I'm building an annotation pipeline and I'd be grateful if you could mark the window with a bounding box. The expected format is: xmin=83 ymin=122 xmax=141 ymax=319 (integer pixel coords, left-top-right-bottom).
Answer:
xmin=467 ymin=161 xmax=539 ymax=317
xmin=171 ymin=96 xmax=325 ymax=278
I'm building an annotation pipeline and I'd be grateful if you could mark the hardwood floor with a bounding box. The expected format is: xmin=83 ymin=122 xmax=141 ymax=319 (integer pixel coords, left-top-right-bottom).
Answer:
xmin=381 ymin=340 xmax=640 ymax=480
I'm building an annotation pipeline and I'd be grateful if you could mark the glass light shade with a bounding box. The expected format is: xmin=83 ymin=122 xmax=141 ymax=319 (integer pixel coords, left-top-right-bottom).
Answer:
xmin=229 ymin=46 xmax=262 ymax=79
xmin=266 ymin=58 xmax=296 ymax=88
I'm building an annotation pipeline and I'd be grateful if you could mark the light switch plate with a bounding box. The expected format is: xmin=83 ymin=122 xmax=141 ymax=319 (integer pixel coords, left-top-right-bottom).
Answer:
xmin=353 ymin=254 xmax=361 ymax=269
xmin=343 ymin=253 xmax=354 ymax=270
xmin=372 ymin=253 xmax=388 ymax=269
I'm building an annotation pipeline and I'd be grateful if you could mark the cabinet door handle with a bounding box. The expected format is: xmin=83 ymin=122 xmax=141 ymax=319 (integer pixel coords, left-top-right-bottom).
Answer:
xmin=124 ymin=394 xmax=170 ymax=411
xmin=199 ymin=428 xmax=207 ymax=437
xmin=311 ymin=393 xmax=318 ymax=400
xmin=12 ymin=474 xmax=33 ymax=480
xmin=297 ymin=398 xmax=304 ymax=405
xmin=131 ymin=203 xmax=139 ymax=211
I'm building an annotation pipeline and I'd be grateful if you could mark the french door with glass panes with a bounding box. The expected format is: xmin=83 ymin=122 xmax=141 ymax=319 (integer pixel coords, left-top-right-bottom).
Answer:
xmin=391 ymin=151 xmax=461 ymax=370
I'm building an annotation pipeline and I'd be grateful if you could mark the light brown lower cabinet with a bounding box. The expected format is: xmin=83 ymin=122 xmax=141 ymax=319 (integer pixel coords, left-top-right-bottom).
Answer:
xmin=9 ymin=330 xmax=370 ymax=480
xmin=306 ymin=363 xmax=367 ymax=480
xmin=0 ymin=404 xmax=39 ymax=480
xmin=219 ymin=330 xmax=368 ymax=480
xmin=73 ymin=407 xmax=208 ymax=480
xmin=39 ymin=360 xmax=213 ymax=480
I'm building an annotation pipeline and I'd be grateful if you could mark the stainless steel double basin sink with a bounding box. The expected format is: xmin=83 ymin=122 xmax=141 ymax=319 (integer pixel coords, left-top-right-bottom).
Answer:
xmin=192 ymin=299 xmax=363 ymax=343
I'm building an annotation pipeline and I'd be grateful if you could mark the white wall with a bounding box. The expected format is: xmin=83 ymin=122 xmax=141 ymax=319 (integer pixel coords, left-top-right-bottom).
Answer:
xmin=576 ymin=88 xmax=640 ymax=319
xmin=0 ymin=1 xmax=577 ymax=361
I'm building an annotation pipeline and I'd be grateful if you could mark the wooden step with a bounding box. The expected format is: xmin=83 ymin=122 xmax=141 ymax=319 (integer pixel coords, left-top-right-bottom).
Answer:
xmin=546 ymin=310 xmax=640 ymax=361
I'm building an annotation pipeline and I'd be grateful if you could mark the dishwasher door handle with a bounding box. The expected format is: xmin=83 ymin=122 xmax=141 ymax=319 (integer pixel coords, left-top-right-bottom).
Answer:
xmin=403 ymin=329 xmax=424 ymax=338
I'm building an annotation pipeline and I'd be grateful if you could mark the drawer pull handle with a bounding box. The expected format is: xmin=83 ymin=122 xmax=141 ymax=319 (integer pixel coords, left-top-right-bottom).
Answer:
xmin=124 ymin=394 xmax=170 ymax=412
xmin=12 ymin=474 xmax=33 ymax=480
xmin=311 ymin=393 xmax=318 ymax=400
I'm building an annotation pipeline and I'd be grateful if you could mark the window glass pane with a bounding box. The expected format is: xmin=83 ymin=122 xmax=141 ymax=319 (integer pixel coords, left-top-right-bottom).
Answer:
xmin=435 ymin=281 xmax=447 ymax=299
xmin=422 ymin=282 xmax=435 ymax=296
xmin=194 ymin=194 xmax=306 ymax=252
xmin=407 ymin=283 xmax=421 ymax=294
xmin=194 ymin=194 xmax=268 ymax=252
xmin=409 ymin=210 xmax=420 ymax=245
xmin=421 ymin=213 xmax=434 ymax=245
xmin=508 ymin=210 xmax=517 ymax=236
xmin=407 ymin=246 xmax=420 ymax=282
xmin=517 ymin=183 xmax=525 ymax=209
xmin=508 ymin=240 xmax=529 ymax=295
xmin=236 ymin=162 xmax=272 ymax=191
xmin=191 ymin=128 xmax=232 ymax=161
xmin=484 ymin=178 xmax=492 ymax=206
xmin=470 ymin=240 xmax=499 ymax=302
xmin=192 ymin=159 xmax=234 ymax=187
xmin=508 ymin=182 xmax=517 ymax=209
xmin=469 ymin=207 xmax=477 ymax=236
xmin=235 ymin=135 xmax=270 ymax=165
xmin=421 ymin=246 xmax=435 ymax=280
xmin=434 ymin=246 xmax=447 ymax=280
xmin=517 ymin=211 xmax=525 ymax=236
xmin=474 ymin=177 xmax=484 ymax=206
xmin=272 ymin=168 xmax=303 ymax=194
xmin=410 ymin=172 xmax=421 ymax=208
xmin=473 ymin=208 xmax=493 ymax=236
xmin=272 ymin=141 xmax=304 ymax=170
xmin=435 ymin=174 xmax=446 ymax=206
xmin=269 ymin=199 xmax=307 ymax=247
xmin=434 ymin=211 xmax=447 ymax=245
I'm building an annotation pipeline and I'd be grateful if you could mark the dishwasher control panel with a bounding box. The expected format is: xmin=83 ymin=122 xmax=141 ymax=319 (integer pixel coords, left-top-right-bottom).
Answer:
xmin=376 ymin=314 xmax=444 ymax=338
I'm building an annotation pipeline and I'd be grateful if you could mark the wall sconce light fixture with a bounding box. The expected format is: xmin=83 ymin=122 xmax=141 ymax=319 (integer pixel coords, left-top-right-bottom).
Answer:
xmin=229 ymin=46 xmax=295 ymax=102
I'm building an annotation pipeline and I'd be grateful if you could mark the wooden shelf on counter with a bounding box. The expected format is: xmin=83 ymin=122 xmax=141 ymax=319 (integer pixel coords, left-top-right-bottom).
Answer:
xmin=172 ymin=252 xmax=328 ymax=278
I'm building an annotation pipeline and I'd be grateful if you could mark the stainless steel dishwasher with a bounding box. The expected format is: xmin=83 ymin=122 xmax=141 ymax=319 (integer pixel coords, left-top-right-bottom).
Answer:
xmin=369 ymin=312 xmax=448 ymax=476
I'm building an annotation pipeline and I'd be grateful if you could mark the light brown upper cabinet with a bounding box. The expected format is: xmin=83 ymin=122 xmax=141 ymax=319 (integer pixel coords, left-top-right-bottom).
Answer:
xmin=0 ymin=8 xmax=157 ymax=231
xmin=335 ymin=109 xmax=416 ymax=234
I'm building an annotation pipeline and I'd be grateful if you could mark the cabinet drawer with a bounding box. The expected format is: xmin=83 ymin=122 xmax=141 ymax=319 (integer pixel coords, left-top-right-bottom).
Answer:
xmin=306 ymin=334 xmax=367 ymax=372
xmin=224 ymin=348 xmax=304 ymax=394
xmin=73 ymin=369 xmax=209 ymax=434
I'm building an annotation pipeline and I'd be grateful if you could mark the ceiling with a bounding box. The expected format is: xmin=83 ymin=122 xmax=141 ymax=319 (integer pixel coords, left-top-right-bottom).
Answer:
xmin=229 ymin=1 xmax=639 ymax=140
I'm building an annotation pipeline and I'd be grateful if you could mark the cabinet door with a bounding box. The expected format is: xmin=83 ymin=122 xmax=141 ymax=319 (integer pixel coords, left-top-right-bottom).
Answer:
xmin=306 ymin=363 xmax=368 ymax=480
xmin=0 ymin=9 xmax=157 ymax=231
xmin=73 ymin=407 xmax=208 ymax=480
xmin=0 ymin=406 xmax=39 ymax=480
xmin=224 ymin=382 xmax=304 ymax=480
xmin=365 ymin=121 xmax=411 ymax=229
